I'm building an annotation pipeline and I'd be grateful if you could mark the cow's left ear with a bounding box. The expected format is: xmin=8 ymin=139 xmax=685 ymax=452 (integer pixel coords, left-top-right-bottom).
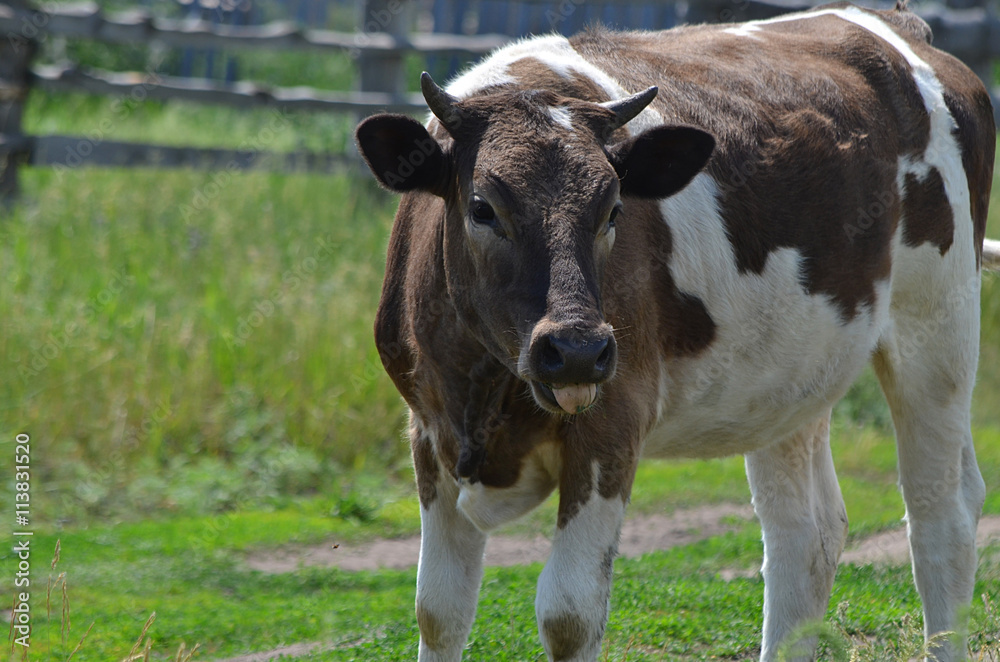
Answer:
xmin=355 ymin=114 xmax=450 ymax=195
xmin=608 ymin=125 xmax=715 ymax=198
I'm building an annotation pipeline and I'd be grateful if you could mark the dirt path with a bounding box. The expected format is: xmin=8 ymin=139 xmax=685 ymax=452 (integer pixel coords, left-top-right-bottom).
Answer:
xmin=243 ymin=507 xmax=1000 ymax=575
xmin=245 ymin=503 xmax=755 ymax=573
xmin=842 ymin=515 xmax=1000 ymax=565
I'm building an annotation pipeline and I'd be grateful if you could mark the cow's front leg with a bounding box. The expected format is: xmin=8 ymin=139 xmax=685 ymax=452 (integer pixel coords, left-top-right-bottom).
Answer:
xmin=413 ymin=433 xmax=487 ymax=662
xmin=536 ymin=462 xmax=630 ymax=662
xmin=744 ymin=410 xmax=848 ymax=662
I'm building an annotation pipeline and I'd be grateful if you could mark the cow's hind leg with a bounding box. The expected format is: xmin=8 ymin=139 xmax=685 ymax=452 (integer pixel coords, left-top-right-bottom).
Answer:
xmin=745 ymin=409 xmax=848 ymax=662
xmin=412 ymin=430 xmax=488 ymax=662
xmin=873 ymin=292 xmax=985 ymax=662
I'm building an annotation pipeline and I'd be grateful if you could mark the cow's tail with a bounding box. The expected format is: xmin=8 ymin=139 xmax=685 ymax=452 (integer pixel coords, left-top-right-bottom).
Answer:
xmin=985 ymin=238 xmax=1000 ymax=271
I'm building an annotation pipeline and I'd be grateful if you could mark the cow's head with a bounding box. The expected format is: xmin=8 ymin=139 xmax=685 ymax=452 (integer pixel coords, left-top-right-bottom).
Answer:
xmin=356 ymin=74 xmax=714 ymax=415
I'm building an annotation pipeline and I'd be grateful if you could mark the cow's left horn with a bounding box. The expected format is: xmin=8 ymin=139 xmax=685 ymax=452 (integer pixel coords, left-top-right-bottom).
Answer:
xmin=601 ymin=86 xmax=658 ymax=131
xmin=421 ymin=72 xmax=463 ymax=133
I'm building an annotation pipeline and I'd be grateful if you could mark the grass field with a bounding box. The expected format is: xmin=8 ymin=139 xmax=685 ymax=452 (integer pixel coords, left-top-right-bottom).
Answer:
xmin=3 ymin=441 xmax=1000 ymax=661
xmin=2 ymin=78 xmax=1000 ymax=659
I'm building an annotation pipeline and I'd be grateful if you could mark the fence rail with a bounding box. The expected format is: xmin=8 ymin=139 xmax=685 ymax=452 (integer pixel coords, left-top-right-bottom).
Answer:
xmin=31 ymin=63 xmax=429 ymax=114
xmin=0 ymin=2 xmax=510 ymax=54
xmin=23 ymin=134 xmax=351 ymax=171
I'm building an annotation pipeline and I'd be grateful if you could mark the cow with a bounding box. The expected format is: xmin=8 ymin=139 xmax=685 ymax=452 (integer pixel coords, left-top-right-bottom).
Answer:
xmin=354 ymin=2 xmax=999 ymax=660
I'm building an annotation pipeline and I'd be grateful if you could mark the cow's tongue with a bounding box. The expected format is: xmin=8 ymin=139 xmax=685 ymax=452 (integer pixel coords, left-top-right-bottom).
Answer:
xmin=550 ymin=384 xmax=597 ymax=414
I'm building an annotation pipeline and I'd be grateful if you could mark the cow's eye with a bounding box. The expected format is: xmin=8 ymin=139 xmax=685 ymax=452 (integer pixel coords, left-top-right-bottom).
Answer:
xmin=470 ymin=197 xmax=496 ymax=225
xmin=608 ymin=203 xmax=622 ymax=228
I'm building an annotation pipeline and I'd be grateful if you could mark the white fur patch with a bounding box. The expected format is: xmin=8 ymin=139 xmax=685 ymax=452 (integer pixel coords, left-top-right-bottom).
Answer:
xmin=722 ymin=6 xmax=843 ymax=37
xmin=643 ymin=174 xmax=887 ymax=458
xmin=536 ymin=478 xmax=625 ymax=661
xmin=547 ymin=105 xmax=575 ymax=131
xmin=415 ymin=480 xmax=488 ymax=660
xmin=442 ymin=33 xmax=662 ymax=136
xmin=456 ymin=442 xmax=559 ymax=532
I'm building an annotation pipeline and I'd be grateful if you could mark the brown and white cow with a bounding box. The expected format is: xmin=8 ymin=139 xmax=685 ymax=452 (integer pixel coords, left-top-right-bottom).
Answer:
xmin=355 ymin=3 xmax=999 ymax=660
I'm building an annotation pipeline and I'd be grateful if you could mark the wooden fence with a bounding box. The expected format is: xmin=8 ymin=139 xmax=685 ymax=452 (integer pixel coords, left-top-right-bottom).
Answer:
xmin=0 ymin=0 xmax=998 ymax=204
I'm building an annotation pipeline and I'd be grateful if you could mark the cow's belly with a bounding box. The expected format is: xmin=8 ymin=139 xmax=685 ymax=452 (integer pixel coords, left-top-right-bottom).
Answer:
xmin=642 ymin=320 xmax=875 ymax=458
xmin=640 ymin=177 xmax=891 ymax=458
xmin=642 ymin=301 xmax=883 ymax=458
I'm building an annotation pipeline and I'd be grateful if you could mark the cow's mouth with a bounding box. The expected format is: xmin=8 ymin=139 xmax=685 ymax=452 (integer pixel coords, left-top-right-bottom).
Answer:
xmin=531 ymin=381 xmax=600 ymax=415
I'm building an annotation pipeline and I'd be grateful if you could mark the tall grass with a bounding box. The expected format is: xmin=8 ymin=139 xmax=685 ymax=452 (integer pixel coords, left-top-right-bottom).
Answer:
xmin=1 ymin=158 xmax=409 ymax=522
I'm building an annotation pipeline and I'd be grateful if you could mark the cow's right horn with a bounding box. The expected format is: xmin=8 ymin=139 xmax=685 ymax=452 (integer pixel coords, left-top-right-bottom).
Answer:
xmin=601 ymin=86 xmax=659 ymax=131
xmin=421 ymin=72 xmax=464 ymax=133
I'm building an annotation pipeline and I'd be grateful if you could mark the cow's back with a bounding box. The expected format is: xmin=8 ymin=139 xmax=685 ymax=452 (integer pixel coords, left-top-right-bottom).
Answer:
xmin=571 ymin=5 xmax=992 ymax=455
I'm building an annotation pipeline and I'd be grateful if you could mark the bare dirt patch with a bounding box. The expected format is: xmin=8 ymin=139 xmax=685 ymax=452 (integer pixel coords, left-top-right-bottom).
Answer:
xmin=841 ymin=514 xmax=1000 ymax=565
xmin=244 ymin=503 xmax=754 ymax=574
xmin=243 ymin=509 xmax=1000 ymax=575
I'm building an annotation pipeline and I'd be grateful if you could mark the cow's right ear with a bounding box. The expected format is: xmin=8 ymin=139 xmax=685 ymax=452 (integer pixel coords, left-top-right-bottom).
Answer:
xmin=608 ymin=125 xmax=715 ymax=199
xmin=355 ymin=114 xmax=449 ymax=195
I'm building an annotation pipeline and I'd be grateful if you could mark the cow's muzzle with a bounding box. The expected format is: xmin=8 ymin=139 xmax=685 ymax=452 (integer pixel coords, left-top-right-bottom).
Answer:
xmin=525 ymin=323 xmax=617 ymax=415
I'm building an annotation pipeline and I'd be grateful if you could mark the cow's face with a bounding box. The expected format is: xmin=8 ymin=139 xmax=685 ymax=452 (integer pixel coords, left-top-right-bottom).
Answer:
xmin=356 ymin=75 xmax=714 ymax=415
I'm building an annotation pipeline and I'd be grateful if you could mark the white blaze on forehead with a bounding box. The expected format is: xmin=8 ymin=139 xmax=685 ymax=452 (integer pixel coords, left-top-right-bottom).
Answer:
xmin=547 ymin=105 xmax=575 ymax=131
xmin=441 ymin=33 xmax=662 ymax=136
xmin=444 ymin=34 xmax=569 ymax=98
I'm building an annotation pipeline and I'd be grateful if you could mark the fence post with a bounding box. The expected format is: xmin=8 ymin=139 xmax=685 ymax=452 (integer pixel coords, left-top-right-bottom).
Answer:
xmin=0 ymin=0 xmax=38 ymax=207
xmin=357 ymin=0 xmax=415 ymax=104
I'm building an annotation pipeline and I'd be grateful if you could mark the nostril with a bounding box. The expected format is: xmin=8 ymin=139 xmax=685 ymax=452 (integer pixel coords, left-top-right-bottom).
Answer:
xmin=594 ymin=339 xmax=612 ymax=374
xmin=538 ymin=336 xmax=565 ymax=375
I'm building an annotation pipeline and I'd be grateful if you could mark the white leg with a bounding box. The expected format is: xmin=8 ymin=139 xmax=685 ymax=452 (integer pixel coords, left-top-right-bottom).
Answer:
xmin=536 ymin=485 xmax=626 ymax=662
xmin=874 ymin=322 xmax=984 ymax=662
xmin=413 ymin=438 xmax=488 ymax=662
xmin=745 ymin=410 xmax=848 ymax=662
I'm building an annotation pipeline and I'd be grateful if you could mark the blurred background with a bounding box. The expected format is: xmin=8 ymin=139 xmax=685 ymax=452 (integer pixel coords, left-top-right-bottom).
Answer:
xmin=0 ymin=0 xmax=997 ymax=529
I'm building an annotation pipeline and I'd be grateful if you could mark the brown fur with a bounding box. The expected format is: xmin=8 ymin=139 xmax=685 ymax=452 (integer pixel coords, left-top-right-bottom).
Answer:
xmin=901 ymin=168 xmax=955 ymax=255
xmin=542 ymin=614 xmax=591 ymax=661
xmin=571 ymin=8 xmax=944 ymax=319
xmin=364 ymin=3 xmax=994 ymax=526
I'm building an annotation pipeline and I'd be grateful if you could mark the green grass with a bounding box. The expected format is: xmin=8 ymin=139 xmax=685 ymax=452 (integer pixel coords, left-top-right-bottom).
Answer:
xmin=1 ymin=164 xmax=412 ymax=523
xmin=4 ymin=426 xmax=1000 ymax=661
xmin=4 ymin=516 xmax=999 ymax=661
